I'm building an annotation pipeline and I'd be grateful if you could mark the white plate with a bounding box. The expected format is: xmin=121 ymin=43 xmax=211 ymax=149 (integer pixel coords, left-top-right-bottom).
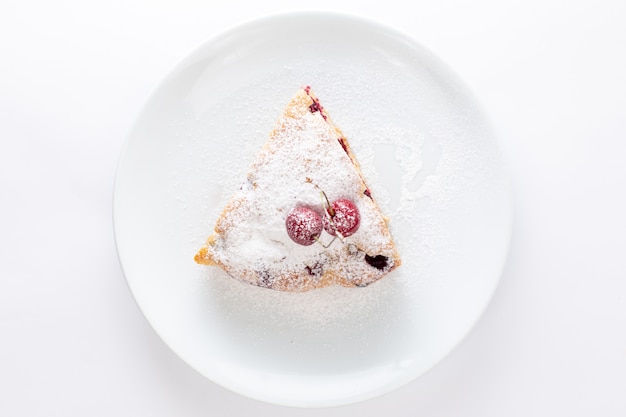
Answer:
xmin=114 ymin=12 xmax=512 ymax=407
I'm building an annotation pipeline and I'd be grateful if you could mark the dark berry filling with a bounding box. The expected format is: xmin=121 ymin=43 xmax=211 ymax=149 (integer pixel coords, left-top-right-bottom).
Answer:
xmin=303 ymin=86 xmax=327 ymax=120
xmin=309 ymin=101 xmax=321 ymax=113
xmin=364 ymin=254 xmax=389 ymax=270
xmin=363 ymin=188 xmax=372 ymax=198
xmin=257 ymin=269 xmax=272 ymax=288
xmin=305 ymin=261 xmax=324 ymax=277
xmin=338 ymin=137 xmax=349 ymax=154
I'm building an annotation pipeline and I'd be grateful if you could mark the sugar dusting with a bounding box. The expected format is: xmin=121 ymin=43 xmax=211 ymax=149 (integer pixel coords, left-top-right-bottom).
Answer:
xmin=173 ymin=86 xmax=434 ymax=328
xmin=164 ymin=55 xmax=497 ymax=350
xmin=196 ymin=88 xmax=400 ymax=291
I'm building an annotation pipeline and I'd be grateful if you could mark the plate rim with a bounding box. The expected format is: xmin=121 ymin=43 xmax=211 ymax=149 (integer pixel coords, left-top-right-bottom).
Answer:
xmin=113 ymin=10 xmax=513 ymax=408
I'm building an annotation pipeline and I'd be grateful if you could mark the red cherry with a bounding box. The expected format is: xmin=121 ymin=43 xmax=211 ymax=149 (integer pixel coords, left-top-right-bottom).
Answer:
xmin=323 ymin=199 xmax=360 ymax=238
xmin=286 ymin=206 xmax=323 ymax=246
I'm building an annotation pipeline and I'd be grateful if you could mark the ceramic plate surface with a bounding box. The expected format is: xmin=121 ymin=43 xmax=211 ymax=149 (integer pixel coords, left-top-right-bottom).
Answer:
xmin=114 ymin=12 xmax=512 ymax=407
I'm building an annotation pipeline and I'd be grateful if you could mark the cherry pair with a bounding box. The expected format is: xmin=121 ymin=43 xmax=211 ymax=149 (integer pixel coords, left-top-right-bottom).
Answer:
xmin=286 ymin=198 xmax=360 ymax=246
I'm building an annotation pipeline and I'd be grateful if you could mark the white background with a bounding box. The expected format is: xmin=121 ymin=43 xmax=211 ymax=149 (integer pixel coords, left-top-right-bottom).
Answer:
xmin=1 ymin=0 xmax=625 ymax=415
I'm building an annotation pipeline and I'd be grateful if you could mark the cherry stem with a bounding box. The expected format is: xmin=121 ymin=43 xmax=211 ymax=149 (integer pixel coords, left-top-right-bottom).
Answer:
xmin=319 ymin=190 xmax=335 ymax=217
xmin=315 ymin=186 xmax=344 ymax=243
xmin=314 ymin=235 xmax=336 ymax=249
xmin=317 ymin=189 xmax=346 ymax=242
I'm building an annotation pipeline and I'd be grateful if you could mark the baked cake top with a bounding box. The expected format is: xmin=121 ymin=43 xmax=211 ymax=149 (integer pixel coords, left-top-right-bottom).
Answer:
xmin=195 ymin=87 xmax=400 ymax=291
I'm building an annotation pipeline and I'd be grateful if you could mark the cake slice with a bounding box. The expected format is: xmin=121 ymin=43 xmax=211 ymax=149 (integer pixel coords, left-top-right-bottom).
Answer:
xmin=195 ymin=87 xmax=401 ymax=292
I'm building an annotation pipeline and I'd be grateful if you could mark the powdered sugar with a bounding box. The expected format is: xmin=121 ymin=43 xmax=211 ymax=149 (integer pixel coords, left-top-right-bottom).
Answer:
xmin=117 ymin=15 xmax=512 ymax=404
xmin=198 ymin=88 xmax=400 ymax=290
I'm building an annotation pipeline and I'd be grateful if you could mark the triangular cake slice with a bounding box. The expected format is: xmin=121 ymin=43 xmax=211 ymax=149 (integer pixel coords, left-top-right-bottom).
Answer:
xmin=195 ymin=87 xmax=401 ymax=292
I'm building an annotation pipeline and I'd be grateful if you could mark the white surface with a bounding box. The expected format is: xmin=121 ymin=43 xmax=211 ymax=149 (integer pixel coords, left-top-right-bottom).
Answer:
xmin=113 ymin=12 xmax=511 ymax=406
xmin=1 ymin=0 xmax=625 ymax=415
